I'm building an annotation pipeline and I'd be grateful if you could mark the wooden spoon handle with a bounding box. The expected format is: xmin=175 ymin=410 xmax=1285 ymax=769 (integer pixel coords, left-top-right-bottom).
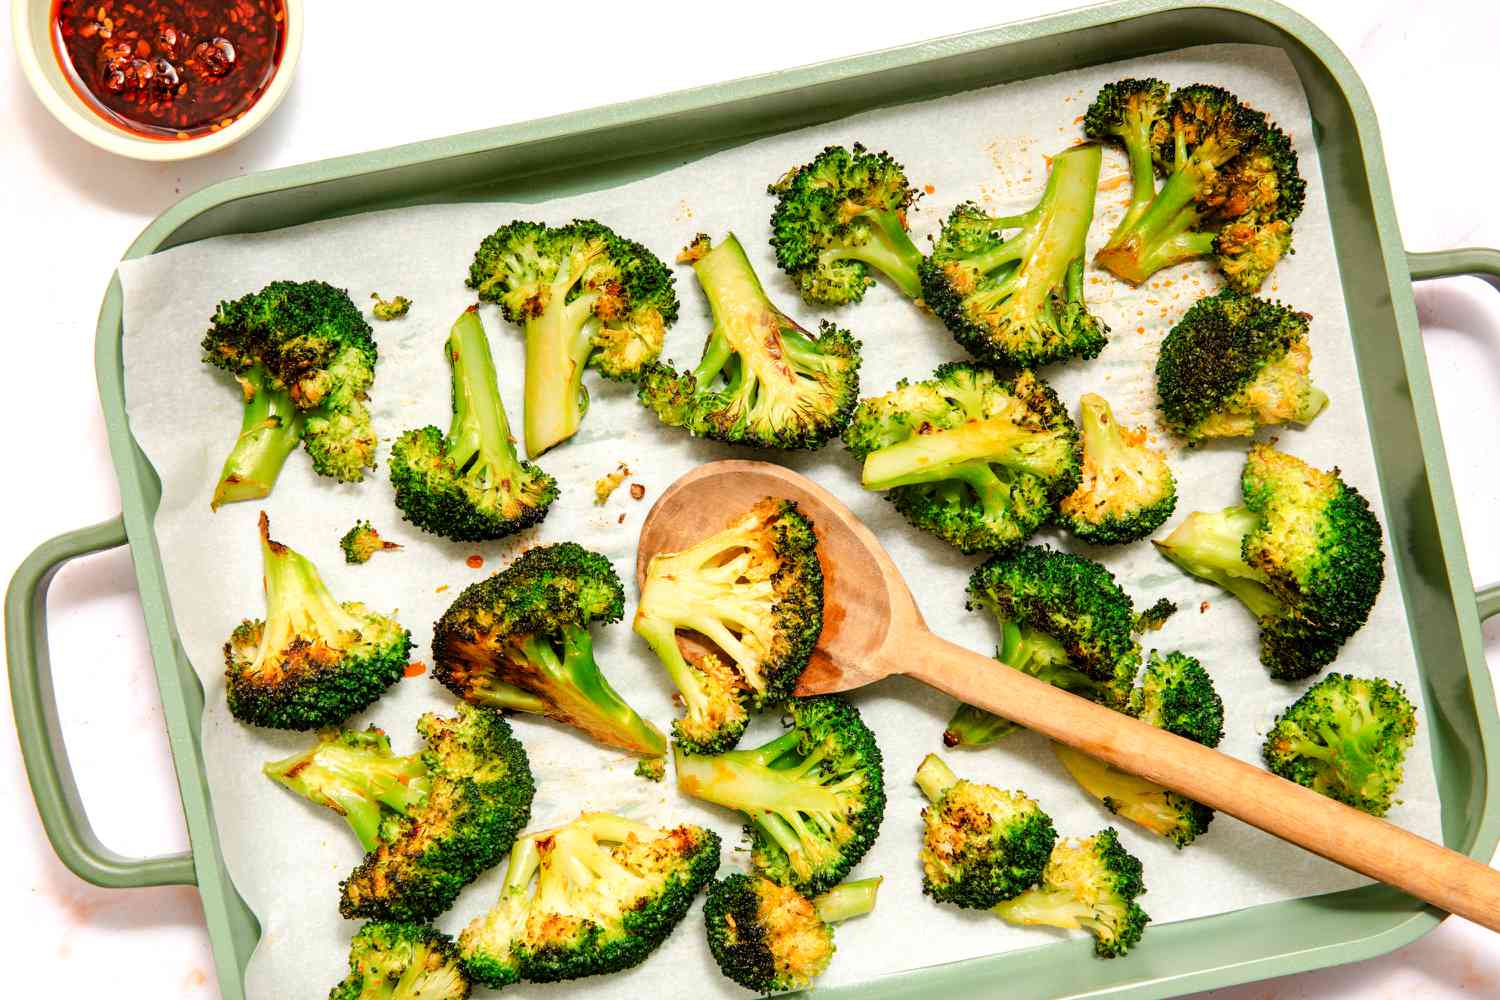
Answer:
xmin=902 ymin=629 xmax=1500 ymax=931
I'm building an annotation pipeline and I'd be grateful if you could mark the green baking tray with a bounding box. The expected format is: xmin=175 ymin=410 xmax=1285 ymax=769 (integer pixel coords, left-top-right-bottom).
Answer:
xmin=8 ymin=1 xmax=1500 ymax=996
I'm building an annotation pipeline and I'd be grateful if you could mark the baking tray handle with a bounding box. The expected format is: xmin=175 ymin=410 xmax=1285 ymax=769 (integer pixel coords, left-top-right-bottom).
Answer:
xmin=5 ymin=516 xmax=196 ymax=888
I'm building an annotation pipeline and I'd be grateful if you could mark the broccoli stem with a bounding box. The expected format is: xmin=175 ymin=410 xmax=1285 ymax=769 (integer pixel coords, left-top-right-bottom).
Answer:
xmin=1097 ymin=163 xmax=1217 ymax=282
xmin=691 ymin=235 xmax=799 ymax=405
xmin=447 ymin=308 xmax=526 ymax=484
xmin=1110 ymin=110 xmax=1162 ymax=241
xmin=914 ymin=753 xmax=959 ymax=803
xmin=1078 ymin=394 xmax=1146 ymax=491
xmin=464 ymin=674 xmax=551 ymax=715
xmin=812 ymin=877 xmax=883 ymax=923
xmin=635 ymin=616 xmax=712 ymax=717
xmin=674 ymin=730 xmax=839 ymax=816
xmin=821 ymin=210 xmax=924 ymax=299
xmin=945 ymin=703 xmax=1020 ymax=748
xmin=861 ymin=420 xmax=1045 ymax=491
xmin=1153 ymin=507 xmax=1283 ymax=619
xmin=522 ymin=266 xmax=599 ymax=457
xmin=998 ymin=143 xmax=1101 ymax=312
xmin=263 ymin=735 xmax=429 ymax=852
xmin=258 ymin=512 xmax=365 ymax=650
xmin=212 ymin=365 xmax=305 ymax=510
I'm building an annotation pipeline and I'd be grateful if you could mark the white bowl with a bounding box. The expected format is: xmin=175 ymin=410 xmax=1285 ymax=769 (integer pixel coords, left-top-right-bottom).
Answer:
xmin=12 ymin=0 xmax=303 ymax=161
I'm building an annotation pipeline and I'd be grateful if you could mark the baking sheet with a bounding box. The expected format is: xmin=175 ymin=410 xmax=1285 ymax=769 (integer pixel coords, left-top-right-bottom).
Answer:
xmin=118 ymin=43 xmax=1442 ymax=999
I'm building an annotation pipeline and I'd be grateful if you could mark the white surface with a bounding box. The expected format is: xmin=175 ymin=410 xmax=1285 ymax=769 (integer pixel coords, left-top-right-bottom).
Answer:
xmin=2 ymin=2 xmax=1498 ymax=997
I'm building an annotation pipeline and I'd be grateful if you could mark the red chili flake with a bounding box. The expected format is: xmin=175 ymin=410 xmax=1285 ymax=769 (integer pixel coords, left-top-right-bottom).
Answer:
xmin=403 ymin=662 xmax=427 ymax=678
xmin=1199 ymin=601 xmax=1211 ymax=614
xmin=923 ymin=183 xmax=935 ymax=195
xmin=466 ymin=554 xmax=484 ymax=569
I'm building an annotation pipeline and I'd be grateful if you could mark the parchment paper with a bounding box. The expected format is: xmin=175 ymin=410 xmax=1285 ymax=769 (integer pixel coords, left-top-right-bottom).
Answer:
xmin=118 ymin=44 xmax=1442 ymax=999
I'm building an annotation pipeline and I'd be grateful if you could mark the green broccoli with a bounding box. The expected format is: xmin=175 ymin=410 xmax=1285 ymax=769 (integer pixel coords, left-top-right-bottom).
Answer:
xmin=329 ymin=921 xmax=470 ymax=1000
xmin=843 ymin=363 xmax=1080 ymax=554
xmin=432 ymin=542 xmax=666 ymax=755
xmin=634 ymin=757 xmax=667 ymax=783
xmin=370 ymin=293 xmax=412 ymax=321
xmin=768 ymin=143 xmax=925 ymax=304
xmin=457 ymin=813 xmax=720 ymax=989
xmin=1085 ymin=79 xmax=1306 ymax=292
xmin=638 ymin=234 xmax=861 ymax=450
xmin=921 ymin=143 xmax=1107 ymax=367
xmin=675 ymin=696 xmax=885 ymax=896
xmin=993 ymin=828 xmax=1150 ymax=958
xmin=467 ymin=219 xmax=677 ymax=457
xmin=1154 ymin=443 xmax=1385 ymax=679
xmin=1057 ymin=393 xmax=1177 ymax=545
xmin=341 ymin=520 xmax=400 ymax=564
xmin=1156 ymin=289 xmax=1327 ymax=441
xmin=202 ymin=280 xmax=380 ymax=508
xmin=634 ymin=497 xmax=822 ymax=754
xmin=224 ymin=513 xmax=411 ymax=730
xmin=264 ymin=703 xmax=533 ymax=922
xmin=1263 ymin=673 xmax=1416 ymax=816
xmin=389 ymin=308 xmax=558 ymax=542
xmin=1135 ymin=598 xmax=1178 ymax=633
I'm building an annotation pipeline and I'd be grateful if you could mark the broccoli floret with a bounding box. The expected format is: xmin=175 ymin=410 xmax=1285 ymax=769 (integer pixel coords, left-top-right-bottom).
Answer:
xmin=468 ymin=219 xmax=677 ymax=457
xmin=370 ymin=293 xmax=412 ymax=321
xmin=768 ymin=144 xmax=925 ymax=305
xmin=993 ymin=828 xmax=1150 ymax=958
xmin=1263 ymin=673 xmax=1416 ymax=816
xmin=920 ymin=144 xmax=1107 ymax=367
xmin=457 ymin=813 xmax=720 ymax=989
xmin=1154 ymin=443 xmax=1385 ymax=679
xmin=389 ymin=308 xmax=559 ymax=541
xmin=1156 ymin=289 xmax=1327 ymax=441
xmin=634 ymin=498 xmax=822 ymax=754
xmin=704 ymin=873 xmax=880 ymax=994
xmin=594 ymin=464 xmax=630 ymax=505
xmin=432 ymin=543 xmax=666 ymax=755
xmin=203 ymin=280 xmax=380 ymax=507
xmin=224 ymin=513 xmax=411 ymax=730
xmin=265 ymin=703 xmax=533 ymax=922
xmin=1135 ymin=598 xmax=1177 ymax=633
xmin=329 ymin=921 xmax=470 ymax=1000
xmin=635 ymin=757 xmax=667 ymax=783
xmin=1086 ymin=80 xmax=1306 ymax=292
xmin=341 ymin=520 xmax=400 ymax=564
xmin=1058 ymin=393 xmax=1177 ymax=544
xmin=844 ymin=363 xmax=1080 ymax=554
xmin=675 ymin=696 xmax=885 ymax=896
xmin=1132 ymin=650 xmax=1225 ymax=745
xmin=913 ymin=754 xmax=1056 ymax=909
xmin=639 ymin=234 xmax=861 ymax=450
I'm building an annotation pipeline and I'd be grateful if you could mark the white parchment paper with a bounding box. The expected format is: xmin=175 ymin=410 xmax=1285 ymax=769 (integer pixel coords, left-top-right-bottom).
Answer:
xmin=118 ymin=44 xmax=1442 ymax=999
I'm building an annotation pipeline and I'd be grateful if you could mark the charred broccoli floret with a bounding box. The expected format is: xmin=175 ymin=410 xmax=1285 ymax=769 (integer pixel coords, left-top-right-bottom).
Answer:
xmin=389 ymin=308 xmax=558 ymax=541
xmin=1154 ymin=443 xmax=1385 ymax=679
xmin=634 ymin=498 xmax=822 ymax=754
xmin=921 ymin=143 xmax=1107 ymax=366
xmin=844 ymin=363 xmax=1080 ymax=554
xmin=1135 ymin=598 xmax=1177 ymax=633
xmin=993 ymin=828 xmax=1150 ymax=958
xmin=224 ymin=513 xmax=411 ymax=730
xmin=639 ymin=234 xmax=861 ymax=450
xmin=467 ymin=219 xmax=677 ymax=457
xmin=329 ymin=921 xmax=470 ymax=1000
xmin=432 ymin=543 xmax=665 ymax=755
xmin=341 ymin=520 xmax=400 ymax=564
xmin=768 ymin=144 xmax=925 ymax=305
xmin=457 ymin=813 xmax=720 ymax=989
xmin=1058 ymin=393 xmax=1176 ymax=545
xmin=370 ymin=293 xmax=412 ymax=321
xmin=675 ymin=696 xmax=885 ymax=896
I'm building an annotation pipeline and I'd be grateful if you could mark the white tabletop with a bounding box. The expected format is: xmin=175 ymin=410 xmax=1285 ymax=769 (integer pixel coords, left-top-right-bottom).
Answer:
xmin=4 ymin=1 xmax=1498 ymax=996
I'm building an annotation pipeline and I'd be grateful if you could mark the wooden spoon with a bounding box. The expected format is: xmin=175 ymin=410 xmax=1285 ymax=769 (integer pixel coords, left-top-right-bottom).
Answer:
xmin=637 ymin=459 xmax=1500 ymax=931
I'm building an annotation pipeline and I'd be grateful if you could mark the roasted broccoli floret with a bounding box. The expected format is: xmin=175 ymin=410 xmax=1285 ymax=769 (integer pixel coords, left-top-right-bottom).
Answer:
xmin=844 ymin=363 xmax=1080 ymax=554
xmin=389 ymin=308 xmax=558 ymax=542
xmin=1263 ymin=673 xmax=1416 ymax=816
xmin=457 ymin=813 xmax=720 ymax=989
xmin=768 ymin=144 xmax=925 ymax=305
xmin=1135 ymin=598 xmax=1178 ymax=633
xmin=370 ymin=293 xmax=412 ymax=321
xmin=704 ymin=874 xmax=881 ymax=994
xmin=1085 ymin=79 xmax=1306 ymax=292
xmin=341 ymin=520 xmax=400 ymax=564
xmin=432 ymin=543 xmax=665 ymax=755
xmin=329 ymin=921 xmax=470 ymax=1000
xmin=202 ymin=280 xmax=380 ymax=507
xmin=639 ymin=233 xmax=861 ymax=450
xmin=635 ymin=757 xmax=667 ymax=783
xmin=634 ymin=498 xmax=822 ymax=754
xmin=224 ymin=513 xmax=411 ymax=730
xmin=921 ymin=143 xmax=1106 ymax=366
xmin=914 ymin=754 xmax=1055 ymax=909
xmin=264 ymin=703 xmax=533 ymax=922
xmin=675 ymin=696 xmax=885 ymax=896
xmin=993 ymin=828 xmax=1150 ymax=958
xmin=1058 ymin=393 xmax=1176 ymax=545
xmin=944 ymin=545 xmax=1141 ymax=748
xmin=1154 ymin=443 xmax=1385 ymax=679
xmin=467 ymin=219 xmax=677 ymax=457
xmin=1156 ymin=289 xmax=1327 ymax=441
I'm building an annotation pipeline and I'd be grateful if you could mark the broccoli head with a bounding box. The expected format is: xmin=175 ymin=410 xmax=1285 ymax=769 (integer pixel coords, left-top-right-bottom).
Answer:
xmin=1058 ymin=393 xmax=1177 ymax=544
xmin=675 ymin=695 xmax=885 ymax=896
xmin=468 ymin=219 xmax=677 ymax=457
xmin=432 ymin=543 xmax=666 ymax=755
xmin=1156 ymin=289 xmax=1327 ymax=441
xmin=634 ymin=497 xmax=823 ymax=754
xmin=639 ymin=233 xmax=861 ymax=450
xmin=768 ymin=143 xmax=925 ymax=305
xmin=457 ymin=813 xmax=720 ymax=989
xmin=329 ymin=921 xmax=470 ymax=1000
xmin=1154 ymin=443 xmax=1385 ymax=679
xmin=224 ymin=513 xmax=411 ymax=730
xmin=844 ymin=363 xmax=1080 ymax=555
xmin=389 ymin=308 xmax=558 ymax=542
xmin=341 ymin=520 xmax=401 ymax=564
xmin=993 ymin=828 xmax=1150 ymax=958
xmin=1263 ymin=672 xmax=1416 ymax=816
xmin=921 ymin=143 xmax=1108 ymax=366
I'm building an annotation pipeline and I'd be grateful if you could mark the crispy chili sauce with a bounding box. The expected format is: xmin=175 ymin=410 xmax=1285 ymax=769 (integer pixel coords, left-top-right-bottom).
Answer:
xmin=52 ymin=0 xmax=286 ymax=141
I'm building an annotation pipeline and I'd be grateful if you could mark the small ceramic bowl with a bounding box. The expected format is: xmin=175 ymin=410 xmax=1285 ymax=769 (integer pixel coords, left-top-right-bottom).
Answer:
xmin=12 ymin=0 xmax=303 ymax=161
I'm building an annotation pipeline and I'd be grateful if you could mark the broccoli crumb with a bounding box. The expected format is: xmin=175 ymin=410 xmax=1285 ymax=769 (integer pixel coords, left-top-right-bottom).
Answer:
xmin=595 ymin=464 xmax=631 ymax=505
xmin=340 ymin=520 xmax=400 ymax=564
xmin=635 ymin=757 xmax=667 ymax=782
xmin=1135 ymin=598 xmax=1177 ymax=633
xmin=370 ymin=293 xmax=412 ymax=320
